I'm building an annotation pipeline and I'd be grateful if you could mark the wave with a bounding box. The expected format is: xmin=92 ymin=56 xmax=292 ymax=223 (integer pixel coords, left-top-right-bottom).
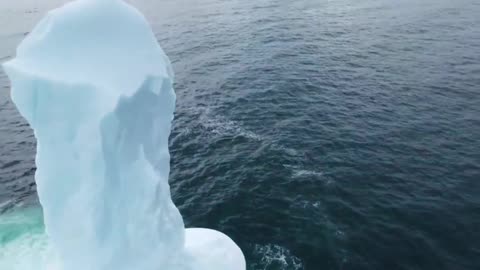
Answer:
xmin=252 ymin=244 xmax=304 ymax=270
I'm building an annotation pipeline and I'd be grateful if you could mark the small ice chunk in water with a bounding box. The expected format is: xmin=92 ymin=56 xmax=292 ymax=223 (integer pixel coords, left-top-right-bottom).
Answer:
xmin=2 ymin=0 xmax=245 ymax=269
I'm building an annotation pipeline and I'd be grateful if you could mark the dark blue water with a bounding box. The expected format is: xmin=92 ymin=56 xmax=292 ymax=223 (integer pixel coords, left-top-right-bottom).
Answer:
xmin=1 ymin=0 xmax=480 ymax=269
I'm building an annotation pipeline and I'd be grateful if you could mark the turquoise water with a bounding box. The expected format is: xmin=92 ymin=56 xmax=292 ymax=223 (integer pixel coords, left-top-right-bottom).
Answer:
xmin=0 ymin=208 xmax=52 ymax=269
xmin=1 ymin=0 xmax=480 ymax=269
xmin=0 ymin=207 xmax=44 ymax=246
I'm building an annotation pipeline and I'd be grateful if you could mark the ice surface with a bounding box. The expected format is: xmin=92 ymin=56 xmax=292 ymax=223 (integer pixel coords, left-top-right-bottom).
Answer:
xmin=2 ymin=0 xmax=245 ymax=269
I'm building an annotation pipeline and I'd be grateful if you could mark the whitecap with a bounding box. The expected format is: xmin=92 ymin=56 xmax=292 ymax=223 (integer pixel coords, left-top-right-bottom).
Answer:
xmin=252 ymin=244 xmax=304 ymax=270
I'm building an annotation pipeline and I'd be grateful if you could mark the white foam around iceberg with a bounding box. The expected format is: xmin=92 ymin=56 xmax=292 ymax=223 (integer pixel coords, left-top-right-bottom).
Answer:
xmin=2 ymin=0 xmax=245 ymax=269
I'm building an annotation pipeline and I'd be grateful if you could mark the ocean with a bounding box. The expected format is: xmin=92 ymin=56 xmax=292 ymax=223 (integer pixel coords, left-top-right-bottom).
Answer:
xmin=1 ymin=0 xmax=479 ymax=269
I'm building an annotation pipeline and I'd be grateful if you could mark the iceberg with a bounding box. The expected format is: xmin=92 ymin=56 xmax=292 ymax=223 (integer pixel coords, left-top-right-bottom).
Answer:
xmin=2 ymin=0 xmax=246 ymax=269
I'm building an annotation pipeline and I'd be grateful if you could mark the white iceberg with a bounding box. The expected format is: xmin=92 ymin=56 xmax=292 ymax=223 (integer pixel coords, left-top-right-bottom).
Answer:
xmin=2 ymin=0 xmax=245 ymax=269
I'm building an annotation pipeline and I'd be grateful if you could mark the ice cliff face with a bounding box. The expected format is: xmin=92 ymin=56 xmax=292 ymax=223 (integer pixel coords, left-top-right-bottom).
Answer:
xmin=3 ymin=0 xmax=245 ymax=269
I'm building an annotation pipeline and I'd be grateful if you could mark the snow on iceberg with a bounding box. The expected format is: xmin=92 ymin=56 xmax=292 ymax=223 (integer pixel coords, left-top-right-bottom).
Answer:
xmin=2 ymin=0 xmax=246 ymax=269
